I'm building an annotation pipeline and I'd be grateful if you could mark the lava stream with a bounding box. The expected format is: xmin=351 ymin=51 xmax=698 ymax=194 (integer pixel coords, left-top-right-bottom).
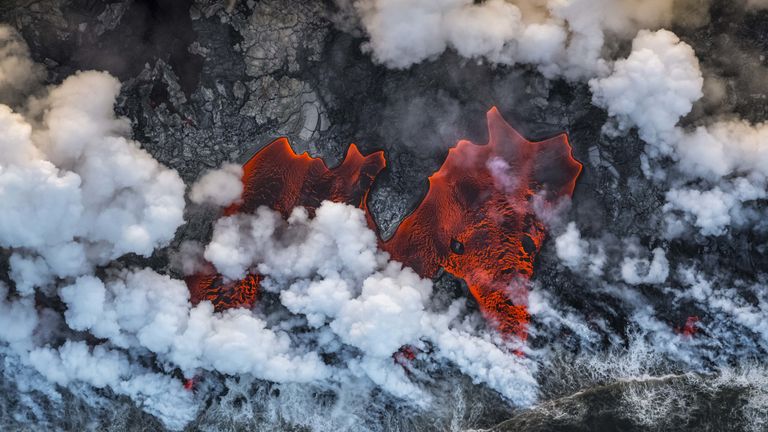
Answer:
xmin=187 ymin=107 xmax=582 ymax=341
xmin=380 ymin=107 xmax=582 ymax=340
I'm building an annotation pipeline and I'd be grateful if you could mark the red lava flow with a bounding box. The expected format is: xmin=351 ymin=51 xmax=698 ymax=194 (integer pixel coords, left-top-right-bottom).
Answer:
xmin=187 ymin=107 xmax=582 ymax=341
xmin=682 ymin=316 xmax=700 ymax=338
xmin=187 ymin=139 xmax=385 ymax=311
xmin=225 ymin=137 xmax=386 ymax=217
xmin=380 ymin=107 xmax=582 ymax=340
xmin=186 ymin=271 xmax=262 ymax=312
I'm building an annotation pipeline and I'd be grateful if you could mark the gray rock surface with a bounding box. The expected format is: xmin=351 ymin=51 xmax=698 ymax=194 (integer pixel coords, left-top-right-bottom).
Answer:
xmin=1 ymin=1 xmax=768 ymax=431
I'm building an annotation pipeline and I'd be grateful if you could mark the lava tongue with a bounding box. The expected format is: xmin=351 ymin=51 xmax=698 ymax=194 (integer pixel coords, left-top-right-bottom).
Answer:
xmin=380 ymin=107 xmax=582 ymax=340
xmin=187 ymin=107 xmax=582 ymax=342
xmin=187 ymin=139 xmax=385 ymax=310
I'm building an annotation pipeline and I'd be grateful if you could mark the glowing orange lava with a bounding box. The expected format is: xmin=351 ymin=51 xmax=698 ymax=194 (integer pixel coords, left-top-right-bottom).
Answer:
xmin=186 ymin=271 xmax=261 ymax=312
xmin=379 ymin=107 xmax=582 ymax=340
xmin=187 ymin=107 xmax=582 ymax=341
xmin=226 ymin=138 xmax=386 ymax=217
xmin=187 ymin=139 xmax=386 ymax=310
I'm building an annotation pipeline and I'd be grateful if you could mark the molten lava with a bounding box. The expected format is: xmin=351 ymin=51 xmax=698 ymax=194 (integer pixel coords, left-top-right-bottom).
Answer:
xmin=183 ymin=377 xmax=195 ymax=391
xmin=681 ymin=316 xmax=700 ymax=338
xmin=187 ymin=107 xmax=582 ymax=341
xmin=226 ymin=138 xmax=386 ymax=217
xmin=380 ymin=107 xmax=582 ymax=340
xmin=187 ymin=139 xmax=386 ymax=310
xmin=186 ymin=271 xmax=261 ymax=312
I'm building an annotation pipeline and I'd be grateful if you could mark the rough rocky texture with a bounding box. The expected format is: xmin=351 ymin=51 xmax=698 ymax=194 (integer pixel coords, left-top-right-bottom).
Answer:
xmin=1 ymin=0 xmax=768 ymax=431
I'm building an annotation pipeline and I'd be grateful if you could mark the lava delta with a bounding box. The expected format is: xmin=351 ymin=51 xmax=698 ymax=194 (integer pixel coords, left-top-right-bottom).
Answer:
xmin=188 ymin=107 xmax=582 ymax=340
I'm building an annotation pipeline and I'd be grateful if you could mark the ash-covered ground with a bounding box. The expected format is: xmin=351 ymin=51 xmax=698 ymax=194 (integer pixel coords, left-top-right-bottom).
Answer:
xmin=1 ymin=1 xmax=768 ymax=431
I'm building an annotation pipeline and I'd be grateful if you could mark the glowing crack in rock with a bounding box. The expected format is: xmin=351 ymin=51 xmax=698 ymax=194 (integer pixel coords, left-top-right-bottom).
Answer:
xmin=188 ymin=108 xmax=582 ymax=340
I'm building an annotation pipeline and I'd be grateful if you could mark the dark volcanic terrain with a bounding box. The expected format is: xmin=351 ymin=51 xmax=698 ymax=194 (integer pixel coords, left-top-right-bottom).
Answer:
xmin=1 ymin=1 xmax=768 ymax=431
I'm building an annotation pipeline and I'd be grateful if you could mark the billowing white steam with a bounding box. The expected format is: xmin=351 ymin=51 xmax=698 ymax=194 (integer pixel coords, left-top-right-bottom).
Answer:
xmin=620 ymin=246 xmax=669 ymax=285
xmin=590 ymin=29 xmax=768 ymax=236
xmin=554 ymin=222 xmax=605 ymax=276
xmin=0 ymin=25 xmax=538 ymax=430
xmin=0 ymin=25 xmax=193 ymax=429
xmin=189 ymin=163 xmax=243 ymax=207
xmin=589 ymin=29 xmax=703 ymax=155
xmin=59 ymin=269 xmax=329 ymax=382
xmin=676 ymin=121 xmax=768 ymax=181
xmin=343 ymin=0 xmax=765 ymax=238
xmin=0 ymin=59 xmax=186 ymax=290
xmin=204 ymin=201 xmax=537 ymax=404
xmin=336 ymin=0 xmax=683 ymax=79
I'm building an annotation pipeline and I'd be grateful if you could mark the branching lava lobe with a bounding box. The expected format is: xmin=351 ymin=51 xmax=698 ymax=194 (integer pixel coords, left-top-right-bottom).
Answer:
xmin=379 ymin=107 xmax=582 ymax=340
xmin=226 ymin=138 xmax=386 ymax=217
xmin=187 ymin=107 xmax=582 ymax=343
xmin=187 ymin=139 xmax=386 ymax=310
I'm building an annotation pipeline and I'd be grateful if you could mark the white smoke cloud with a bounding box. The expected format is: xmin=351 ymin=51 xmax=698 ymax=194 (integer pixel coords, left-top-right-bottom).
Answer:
xmin=589 ymin=29 xmax=703 ymax=155
xmin=589 ymin=28 xmax=768 ymax=236
xmin=664 ymin=179 xmax=766 ymax=237
xmin=189 ymin=163 xmax=244 ymax=207
xmin=555 ymin=222 xmax=589 ymax=270
xmin=0 ymin=25 xmax=195 ymax=429
xmin=675 ymin=120 xmax=768 ymax=181
xmin=205 ymin=203 xmax=381 ymax=282
xmin=0 ymin=282 xmax=38 ymax=347
xmin=0 ymin=280 xmax=198 ymax=430
xmin=0 ymin=26 xmax=44 ymax=105
xmin=59 ymin=269 xmax=330 ymax=381
xmin=336 ymin=0 xmax=683 ymax=80
xmin=9 ymin=253 xmax=54 ymax=296
xmin=620 ymin=247 xmax=669 ymax=285
xmin=206 ymin=201 xmax=538 ymax=405
xmin=27 ymin=341 xmax=199 ymax=430
xmin=554 ymin=222 xmax=606 ymax=276
xmin=0 ymin=52 xmax=186 ymax=287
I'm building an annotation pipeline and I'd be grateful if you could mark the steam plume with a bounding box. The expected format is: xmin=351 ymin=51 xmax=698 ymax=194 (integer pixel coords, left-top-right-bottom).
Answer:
xmin=0 ymin=25 xmax=538 ymax=428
